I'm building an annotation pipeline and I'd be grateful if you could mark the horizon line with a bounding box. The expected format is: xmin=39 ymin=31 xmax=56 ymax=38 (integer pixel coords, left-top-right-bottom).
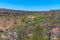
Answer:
xmin=0 ymin=8 xmax=60 ymax=11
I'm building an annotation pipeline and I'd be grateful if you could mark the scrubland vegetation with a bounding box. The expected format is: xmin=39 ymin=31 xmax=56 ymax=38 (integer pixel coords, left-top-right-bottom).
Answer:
xmin=0 ymin=9 xmax=60 ymax=40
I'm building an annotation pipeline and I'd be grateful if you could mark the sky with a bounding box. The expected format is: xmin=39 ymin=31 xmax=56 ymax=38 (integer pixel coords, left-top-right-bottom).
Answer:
xmin=0 ymin=0 xmax=60 ymax=11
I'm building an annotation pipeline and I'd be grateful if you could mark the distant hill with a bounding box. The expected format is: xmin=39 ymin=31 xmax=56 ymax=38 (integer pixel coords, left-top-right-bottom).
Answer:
xmin=0 ymin=8 xmax=60 ymax=16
